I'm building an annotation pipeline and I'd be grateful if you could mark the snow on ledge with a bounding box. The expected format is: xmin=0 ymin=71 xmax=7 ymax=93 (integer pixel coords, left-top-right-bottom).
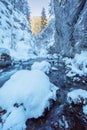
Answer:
xmin=0 ymin=70 xmax=58 ymax=130
xmin=64 ymin=51 xmax=87 ymax=77
xmin=31 ymin=61 xmax=51 ymax=74
xmin=67 ymin=89 xmax=87 ymax=104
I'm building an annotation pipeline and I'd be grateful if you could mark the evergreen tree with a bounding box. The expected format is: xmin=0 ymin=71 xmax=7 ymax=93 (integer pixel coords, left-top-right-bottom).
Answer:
xmin=23 ymin=0 xmax=31 ymax=22
xmin=49 ymin=0 xmax=54 ymax=18
xmin=41 ymin=7 xmax=47 ymax=30
xmin=9 ymin=0 xmax=23 ymax=11
xmin=10 ymin=0 xmax=31 ymax=23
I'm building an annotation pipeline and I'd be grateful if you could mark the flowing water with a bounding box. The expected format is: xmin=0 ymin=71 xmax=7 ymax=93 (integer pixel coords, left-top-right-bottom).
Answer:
xmin=0 ymin=58 xmax=87 ymax=130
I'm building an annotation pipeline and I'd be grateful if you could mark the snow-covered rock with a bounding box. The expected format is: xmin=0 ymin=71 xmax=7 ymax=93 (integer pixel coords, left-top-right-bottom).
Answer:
xmin=0 ymin=48 xmax=10 ymax=55
xmin=2 ymin=107 xmax=26 ymax=130
xmin=0 ymin=70 xmax=58 ymax=130
xmin=67 ymin=89 xmax=87 ymax=105
xmin=67 ymin=89 xmax=87 ymax=129
xmin=64 ymin=51 xmax=87 ymax=77
xmin=0 ymin=0 xmax=36 ymax=60
xmin=31 ymin=61 xmax=51 ymax=74
xmin=0 ymin=48 xmax=11 ymax=68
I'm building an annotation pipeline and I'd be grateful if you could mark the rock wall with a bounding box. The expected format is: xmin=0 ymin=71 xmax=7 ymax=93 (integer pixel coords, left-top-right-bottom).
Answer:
xmin=54 ymin=0 xmax=87 ymax=57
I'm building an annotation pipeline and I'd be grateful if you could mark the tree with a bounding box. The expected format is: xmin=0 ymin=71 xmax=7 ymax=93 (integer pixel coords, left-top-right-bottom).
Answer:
xmin=23 ymin=0 xmax=31 ymax=22
xmin=49 ymin=0 xmax=54 ymax=18
xmin=11 ymin=0 xmax=31 ymax=23
xmin=31 ymin=16 xmax=42 ymax=35
xmin=9 ymin=0 xmax=31 ymax=49
xmin=41 ymin=7 xmax=47 ymax=30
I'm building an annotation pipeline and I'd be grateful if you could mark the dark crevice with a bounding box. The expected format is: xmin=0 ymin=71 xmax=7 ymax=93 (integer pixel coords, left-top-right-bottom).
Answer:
xmin=70 ymin=0 xmax=86 ymax=48
xmin=72 ymin=0 xmax=86 ymax=25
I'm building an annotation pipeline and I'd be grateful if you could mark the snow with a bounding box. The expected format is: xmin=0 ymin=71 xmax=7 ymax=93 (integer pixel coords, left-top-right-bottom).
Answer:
xmin=2 ymin=107 xmax=26 ymax=130
xmin=0 ymin=70 xmax=58 ymax=130
xmin=83 ymin=105 xmax=87 ymax=115
xmin=64 ymin=51 xmax=87 ymax=77
xmin=36 ymin=19 xmax=55 ymax=57
xmin=0 ymin=48 xmax=10 ymax=55
xmin=67 ymin=89 xmax=87 ymax=104
xmin=51 ymin=67 xmax=58 ymax=71
xmin=59 ymin=116 xmax=69 ymax=129
xmin=0 ymin=0 xmax=36 ymax=60
xmin=9 ymin=42 xmax=36 ymax=60
xmin=39 ymin=49 xmax=48 ymax=58
xmin=53 ymin=53 xmax=58 ymax=59
xmin=47 ymin=53 xmax=58 ymax=59
xmin=31 ymin=61 xmax=51 ymax=74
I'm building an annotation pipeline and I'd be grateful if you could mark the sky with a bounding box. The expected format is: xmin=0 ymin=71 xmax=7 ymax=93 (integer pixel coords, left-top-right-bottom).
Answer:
xmin=28 ymin=0 xmax=50 ymax=17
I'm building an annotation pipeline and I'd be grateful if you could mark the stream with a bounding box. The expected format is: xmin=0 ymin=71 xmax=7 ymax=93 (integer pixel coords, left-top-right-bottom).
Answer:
xmin=0 ymin=58 xmax=87 ymax=130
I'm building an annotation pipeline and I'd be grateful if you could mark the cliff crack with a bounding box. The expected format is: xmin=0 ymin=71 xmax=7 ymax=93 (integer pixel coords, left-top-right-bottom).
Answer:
xmin=70 ymin=0 xmax=86 ymax=48
xmin=72 ymin=0 xmax=86 ymax=25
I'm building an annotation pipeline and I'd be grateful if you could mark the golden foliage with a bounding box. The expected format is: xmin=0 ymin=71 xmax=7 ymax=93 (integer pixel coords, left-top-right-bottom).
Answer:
xmin=31 ymin=16 xmax=49 ymax=35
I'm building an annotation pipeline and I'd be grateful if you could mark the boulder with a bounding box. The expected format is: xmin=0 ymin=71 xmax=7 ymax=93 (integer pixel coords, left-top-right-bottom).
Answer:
xmin=0 ymin=48 xmax=11 ymax=68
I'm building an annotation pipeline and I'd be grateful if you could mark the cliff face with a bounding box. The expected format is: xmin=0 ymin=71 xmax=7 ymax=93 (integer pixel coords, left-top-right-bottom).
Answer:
xmin=54 ymin=0 xmax=87 ymax=57
xmin=0 ymin=0 xmax=36 ymax=60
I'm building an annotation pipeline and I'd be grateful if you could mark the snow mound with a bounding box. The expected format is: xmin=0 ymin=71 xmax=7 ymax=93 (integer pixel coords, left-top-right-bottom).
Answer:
xmin=64 ymin=51 xmax=87 ymax=77
xmin=0 ymin=0 xmax=36 ymax=60
xmin=31 ymin=61 xmax=51 ymax=74
xmin=67 ymin=89 xmax=87 ymax=104
xmin=0 ymin=70 xmax=58 ymax=130
xmin=2 ymin=107 xmax=26 ymax=130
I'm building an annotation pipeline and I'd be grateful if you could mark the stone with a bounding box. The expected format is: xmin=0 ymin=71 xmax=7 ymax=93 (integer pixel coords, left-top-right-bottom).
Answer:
xmin=0 ymin=48 xmax=11 ymax=68
xmin=54 ymin=0 xmax=87 ymax=57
